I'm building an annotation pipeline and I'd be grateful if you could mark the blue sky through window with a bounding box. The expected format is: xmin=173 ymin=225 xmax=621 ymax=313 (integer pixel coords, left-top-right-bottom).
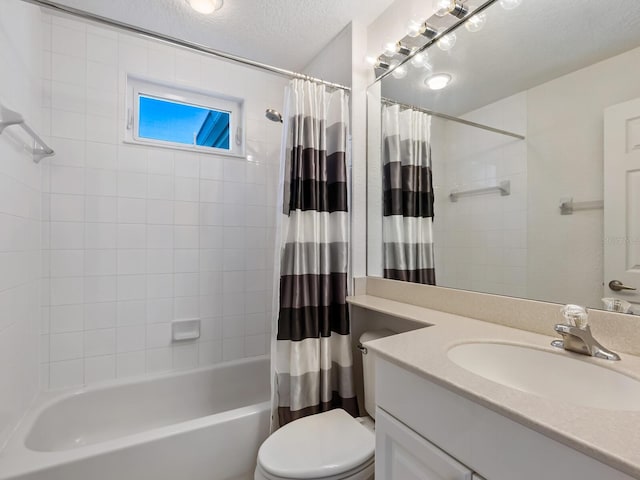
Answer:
xmin=138 ymin=95 xmax=230 ymax=149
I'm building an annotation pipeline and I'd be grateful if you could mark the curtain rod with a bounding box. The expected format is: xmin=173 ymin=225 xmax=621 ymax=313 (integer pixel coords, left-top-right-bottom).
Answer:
xmin=381 ymin=97 xmax=525 ymax=140
xmin=20 ymin=0 xmax=351 ymax=92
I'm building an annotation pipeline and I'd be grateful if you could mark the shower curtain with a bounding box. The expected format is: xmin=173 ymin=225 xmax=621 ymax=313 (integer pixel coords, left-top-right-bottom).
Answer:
xmin=271 ymin=79 xmax=357 ymax=428
xmin=382 ymin=104 xmax=436 ymax=284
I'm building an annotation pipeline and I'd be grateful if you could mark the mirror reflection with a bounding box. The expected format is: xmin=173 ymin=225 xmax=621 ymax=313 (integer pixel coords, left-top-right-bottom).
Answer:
xmin=367 ymin=0 xmax=640 ymax=315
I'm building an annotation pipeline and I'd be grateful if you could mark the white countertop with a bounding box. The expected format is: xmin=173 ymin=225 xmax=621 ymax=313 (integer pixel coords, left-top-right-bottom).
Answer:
xmin=348 ymin=294 xmax=640 ymax=479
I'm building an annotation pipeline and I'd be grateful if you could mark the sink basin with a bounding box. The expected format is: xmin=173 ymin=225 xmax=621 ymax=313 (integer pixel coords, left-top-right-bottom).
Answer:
xmin=447 ymin=342 xmax=640 ymax=411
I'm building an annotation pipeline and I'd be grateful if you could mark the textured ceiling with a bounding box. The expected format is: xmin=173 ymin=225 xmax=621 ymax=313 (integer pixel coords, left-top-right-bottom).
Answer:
xmin=381 ymin=0 xmax=640 ymax=116
xmin=48 ymin=0 xmax=393 ymax=71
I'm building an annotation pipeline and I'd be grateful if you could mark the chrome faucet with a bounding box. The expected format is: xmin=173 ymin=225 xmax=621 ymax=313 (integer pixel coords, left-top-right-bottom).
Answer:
xmin=551 ymin=305 xmax=621 ymax=361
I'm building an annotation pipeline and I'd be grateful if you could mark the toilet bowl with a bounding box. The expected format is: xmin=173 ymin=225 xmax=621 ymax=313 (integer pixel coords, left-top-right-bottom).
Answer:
xmin=255 ymin=329 xmax=395 ymax=480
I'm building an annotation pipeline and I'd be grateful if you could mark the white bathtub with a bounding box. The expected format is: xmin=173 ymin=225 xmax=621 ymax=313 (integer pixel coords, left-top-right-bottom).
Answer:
xmin=0 ymin=356 xmax=270 ymax=480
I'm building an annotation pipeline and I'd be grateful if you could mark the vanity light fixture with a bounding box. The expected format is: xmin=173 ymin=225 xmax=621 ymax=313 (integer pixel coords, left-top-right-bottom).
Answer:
xmin=365 ymin=55 xmax=391 ymax=70
xmin=406 ymin=17 xmax=426 ymax=37
xmin=425 ymin=73 xmax=452 ymax=90
xmin=394 ymin=42 xmax=413 ymax=56
xmin=434 ymin=0 xmax=469 ymax=19
xmin=389 ymin=61 xmax=408 ymax=79
xmin=465 ymin=12 xmax=487 ymax=32
xmin=499 ymin=0 xmax=522 ymax=10
xmin=382 ymin=41 xmax=398 ymax=57
xmin=186 ymin=0 xmax=223 ymax=14
xmin=437 ymin=32 xmax=457 ymax=51
xmin=410 ymin=52 xmax=430 ymax=69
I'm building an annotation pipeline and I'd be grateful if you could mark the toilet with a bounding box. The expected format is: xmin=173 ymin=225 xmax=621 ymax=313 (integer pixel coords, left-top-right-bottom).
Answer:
xmin=254 ymin=329 xmax=395 ymax=480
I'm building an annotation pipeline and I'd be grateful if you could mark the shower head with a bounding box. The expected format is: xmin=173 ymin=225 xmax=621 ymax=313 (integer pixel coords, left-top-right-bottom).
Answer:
xmin=265 ymin=108 xmax=283 ymax=123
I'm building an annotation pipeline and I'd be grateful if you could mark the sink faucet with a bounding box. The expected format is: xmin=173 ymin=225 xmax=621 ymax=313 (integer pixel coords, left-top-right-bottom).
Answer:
xmin=551 ymin=305 xmax=621 ymax=361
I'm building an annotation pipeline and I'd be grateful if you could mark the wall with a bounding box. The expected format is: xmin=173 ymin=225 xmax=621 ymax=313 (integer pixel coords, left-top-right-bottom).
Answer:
xmin=527 ymin=45 xmax=640 ymax=308
xmin=0 ymin=1 xmax=43 ymax=448
xmin=432 ymin=93 xmax=528 ymax=298
xmin=302 ymin=24 xmax=353 ymax=88
xmin=40 ymin=13 xmax=286 ymax=389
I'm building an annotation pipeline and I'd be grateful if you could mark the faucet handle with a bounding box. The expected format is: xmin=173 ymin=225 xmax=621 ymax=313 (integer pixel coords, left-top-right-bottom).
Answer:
xmin=561 ymin=304 xmax=588 ymax=329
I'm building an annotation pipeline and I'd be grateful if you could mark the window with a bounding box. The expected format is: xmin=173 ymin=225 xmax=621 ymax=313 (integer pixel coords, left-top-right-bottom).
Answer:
xmin=126 ymin=76 xmax=244 ymax=156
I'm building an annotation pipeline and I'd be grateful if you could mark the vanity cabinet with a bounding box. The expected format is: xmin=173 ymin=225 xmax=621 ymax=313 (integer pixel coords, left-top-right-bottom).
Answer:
xmin=375 ymin=358 xmax=634 ymax=480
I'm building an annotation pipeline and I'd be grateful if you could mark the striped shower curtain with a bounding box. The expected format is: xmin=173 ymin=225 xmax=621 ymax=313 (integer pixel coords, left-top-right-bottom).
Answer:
xmin=382 ymin=104 xmax=436 ymax=284
xmin=271 ymin=79 xmax=357 ymax=428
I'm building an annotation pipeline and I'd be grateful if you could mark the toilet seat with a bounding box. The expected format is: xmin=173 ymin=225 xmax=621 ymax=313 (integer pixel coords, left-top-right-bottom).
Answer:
xmin=256 ymin=409 xmax=375 ymax=480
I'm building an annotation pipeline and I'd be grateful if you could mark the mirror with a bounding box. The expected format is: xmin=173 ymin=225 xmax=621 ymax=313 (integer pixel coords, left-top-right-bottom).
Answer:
xmin=367 ymin=0 xmax=640 ymax=315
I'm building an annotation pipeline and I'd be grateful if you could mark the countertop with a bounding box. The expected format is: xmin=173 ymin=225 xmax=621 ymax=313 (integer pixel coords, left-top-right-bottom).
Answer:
xmin=348 ymin=294 xmax=640 ymax=479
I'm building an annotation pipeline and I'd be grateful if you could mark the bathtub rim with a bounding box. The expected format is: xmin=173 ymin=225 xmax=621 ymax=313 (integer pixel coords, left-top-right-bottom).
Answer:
xmin=0 ymin=355 xmax=270 ymax=479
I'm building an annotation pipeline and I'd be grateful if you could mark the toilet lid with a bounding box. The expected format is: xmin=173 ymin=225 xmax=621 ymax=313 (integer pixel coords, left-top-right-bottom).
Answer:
xmin=258 ymin=409 xmax=375 ymax=479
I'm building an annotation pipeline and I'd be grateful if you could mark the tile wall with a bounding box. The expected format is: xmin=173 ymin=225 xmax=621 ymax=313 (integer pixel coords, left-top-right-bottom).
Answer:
xmin=0 ymin=1 xmax=43 ymax=447
xmin=432 ymin=93 xmax=528 ymax=298
xmin=40 ymin=13 xmax=286 ymax=389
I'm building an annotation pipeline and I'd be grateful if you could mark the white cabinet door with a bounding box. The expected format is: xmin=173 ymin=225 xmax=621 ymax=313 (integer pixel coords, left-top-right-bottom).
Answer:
xmin=376 ymin=408 xmax=473 ymax=480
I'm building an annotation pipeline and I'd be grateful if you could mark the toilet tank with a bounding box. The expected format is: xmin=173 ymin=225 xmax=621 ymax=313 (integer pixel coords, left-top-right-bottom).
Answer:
xmin=359 ymin=329 xmax=396 ymax=419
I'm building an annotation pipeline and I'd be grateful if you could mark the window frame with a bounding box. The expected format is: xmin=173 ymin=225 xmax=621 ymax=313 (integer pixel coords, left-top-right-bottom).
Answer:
xmin=125 ymin=75 xmax=245 ymax=157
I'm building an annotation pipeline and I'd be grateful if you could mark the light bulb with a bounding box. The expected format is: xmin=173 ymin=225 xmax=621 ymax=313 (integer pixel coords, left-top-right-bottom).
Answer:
xmin=499 ymin=0 xmax=522 ymax=9
xmin=406 ymin=17 xmax=426 ymax=37
xmin=437 ymin=33 xmax=457 ymax=51
xmin=382 ymin=41 xmax=397 ymax=57
xmin=410 ymin=52 xmax=427 ymax=68
xmin=364 ymin=56 xmax=378 ymax=66
xmin=434 ymin=0 xmax=455 ymax=16
xmin=391 ymin=64 xmax=408 ymax=79
xmin=425 ymin=73 xmax=452 ymax=90
xmin=186 ymin=0 xmax=223 ymax=14
xmin=465 ymin=12 xmax=487 ymax=32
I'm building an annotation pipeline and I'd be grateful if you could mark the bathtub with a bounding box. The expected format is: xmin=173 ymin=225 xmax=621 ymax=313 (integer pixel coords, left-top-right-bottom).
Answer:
xmin=0 ymin=356 xmax=270 ymax=480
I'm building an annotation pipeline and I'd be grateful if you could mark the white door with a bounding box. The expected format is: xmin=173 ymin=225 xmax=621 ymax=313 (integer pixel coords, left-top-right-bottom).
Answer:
xmin=376 ymin=409 xmax=473 ymax=480
xmin=604 ymin=98 xmax=640 ymax=305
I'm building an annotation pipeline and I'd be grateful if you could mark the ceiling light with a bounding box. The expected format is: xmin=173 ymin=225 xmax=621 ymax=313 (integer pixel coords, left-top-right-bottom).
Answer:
xmin=465 ymin=12 xmax=487 ymax=32
xmin=434 ymin=0 xmax=469 ymax=19
xmin=437 ymin=33 xmax=457 ymax=51
xmin=425 ymin=73 xmax=452 ymax=90
xmin=499 ymin=0 xmax=522 ymax=10
xmin=186 ymin=0 xmax=223 ymax=14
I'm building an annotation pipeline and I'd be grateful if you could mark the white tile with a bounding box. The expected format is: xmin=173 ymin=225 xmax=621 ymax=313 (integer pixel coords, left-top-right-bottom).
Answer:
xmin=85 ymin=142 xmax=117 ymax=170
xmin=117 ymin=300 xmax=146 ymax=326
xmin=224 ymin=159 xmax=246 ymax=183
xmin=222 ymin=293 xmax=244 ymax=316
xmin=147 ymin=225 xmax=174 ymax=249
xmin=147 ymin=250 xmax=173 ymax=274
xmin=85 ymin=196 xmax=117 ymax=222
xmin=222 ymin=315 xmax=244 ymax=339
xmin=85 ymin=223 xmax=116 ymax=249
xmin=175 ymin=52 xmax=201 ymax=86
xmin=245 ymin=334 xmax=267 ymax=357
xmin=222 ymin=337 xmax=244 ymax=361
xmin=148 ymin=150 xmax=174 ymax=175
xmin=51 ymin=53 xmax=85 ymax=85
xmin=52 ymin=25 xmax=86 ymax=58
xmin=118 ymin=145 xmax=148 ymax=173
xmin=118 ymin=172 xmax=148 ymax=199
xmin=51 ymin=81 xmax=85 ymax=113
xmin=199 ymin=250 xmax=223 ymax=272
xmin=148 ymin=48 xmax=175 ymax=81
xmin=223 ymin=182 xmax=245 ymax=205
xmin=223 ymin=271 xmax=244 ymax=293
xmin=200 ymin=226 xmax=224 ymax=249
xmin=50 ymin=166 xmax=84 ymax=194
xmin=84 ymin=355 xmax=116 ymax=383
xmin=51 ymin=109 xmax=85 ymax=140
xmin=50 ymin=222 xmax=84 ymax=249
xmin=50 ymin=304 xmax=84 ymax=333
xmin=50 ymin=194 xmax=85 ymax=222
xmin=50 ymin=250 xmax=84 ymax=277
xmin=174 ymin=273 xmax=199 ymax=297
xmin=223 ymin=249 xmax=245 ymax=271
xmin=198 ymin=340 xmax=222 ymax=366
xmin=50 ymin=277 xmax=83 ymax=305
xmin=174 ymin=296 xmax=199 ymax=319
xmin=117 ymin=275 xmax=146 ymax=301
xmin=174 ymin=177 xmax=199 ymax=202
xmin=146 ymin=323 xmax=171 ymax=348
xmin=49 ymin=138 xmax=84 ymax=168
xmin=86 ymin=61 xmax=117 ymax=92
xmin=84 ymin=329 xmax=116 ymax=357
xmin=146 ymin=347 xmax=173 ymax=373
xmin=147 ymin=298 xmax=174 ymax=323
xmin=117 ymin=224 xmax=146 ymax=249
xmin=172 ymin=343 xmax=198 ymax=369
xmin=223 ymin=227 xmax=245 ymax=250
xmin=84 ymin=302 xmax=117 ymax=329
xmin=174 ymin=152 xmax=199 ymax=178
xmin=174 ymin=249 xmax=199 ymax=273
xmin=117 ymin=198 xmax=146 ymax=223
xmin=148 ymin=175 xmax=173 ymax=200
xmin=200 ymin=180 xmax=224 ymax=203
xmin=116 ymin=351 xmax=146 ymax=377
xmin=50 ymin=332 xmax=83 ymax=361
xmin=146 ymin=200 xmax=174 ymax=225
xmin=85 ymin=168 xmax=117 ymax=197
xmin=86 ymin=88 xmax=118 ymax=118
xmin=199 ymin=203 xmax=224 ymax=226
xmin=199 ymin=293 xmax=223 ymax=318
xmin=174 ymin=202 xmax=199 ymax=225
xmin=147 ymin=275 xmax=173 ymax=301
xmin=49 ymin=359 xmax=84 ymax=389
xmin=245 ymin=312 xmax=267 ymax=335
xmin=116 ymin=325 xmax=146 ymax=353
xmin=84 ymin=276 xmax=117 ymax=303
xmin=200 ymin=158 xmax=224 ymax=180
xmin=87 ymin=33 xmax=117 ymax=65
